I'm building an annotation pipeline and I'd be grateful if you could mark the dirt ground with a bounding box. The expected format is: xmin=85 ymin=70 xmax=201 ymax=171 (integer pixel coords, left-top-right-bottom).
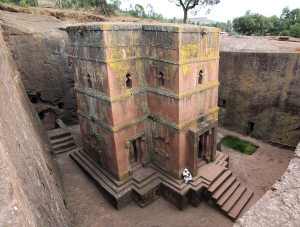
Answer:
xmin=218 ymin=128 xmax=294 ymax=202
xmin=53 ymin=125 xmax=294 ymax=227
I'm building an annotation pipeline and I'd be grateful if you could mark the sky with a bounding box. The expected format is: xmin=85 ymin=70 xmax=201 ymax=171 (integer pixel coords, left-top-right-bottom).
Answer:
xmin=118 ymin=0 xmax=300 ymax=22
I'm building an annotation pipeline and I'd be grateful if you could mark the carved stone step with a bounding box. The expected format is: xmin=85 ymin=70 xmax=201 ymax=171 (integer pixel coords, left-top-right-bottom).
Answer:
xmin=53 ymin=141 xmax=75 ymax=151
xmin=212 ymin=176 xmax=236 ymax=200
xmin=217 ymin=180 xmax=240 ymax=206
xmin=50 ymin=135 xmax=73 ymax=146
xmin=228 ymin=189 xmax=254 ymax=219
xmin=48 ymin=129 xmax=71 ymax=140
xmin=54 ymin=145 xmax=76 ymax=154
xmin=208 ymin=170 xmax=232 ymax=193
xmin=222 ymin=185 xmax=246 ymax=213
xmin=70 ymin=151 xmax=119 ymax=194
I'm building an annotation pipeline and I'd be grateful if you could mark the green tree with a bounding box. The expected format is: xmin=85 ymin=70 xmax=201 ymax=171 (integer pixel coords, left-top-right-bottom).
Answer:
xmin=266 ymin=16 xmax=286 ymax=35
xmin=280 ymin=7 xmax=300 ymax=29
xmin=146 ymin=4 xmax=164 ymax=21
xmin=225 ymin=20 xmax=232 ymax=32
xmin=108 ymin=0 xmax=121 ymax=11
xmin=169 ymin=0 xmax=220 ymax=24
xmin=233 ymin=11 xmax=269 ymax=36
xmin=0 ymin=0 xmax=38 ymax=7
xmin=281 ymin=7 xmax=300 ymax=23
xmin=289 ymin=23 xmax=300 ymax=38
xmin=127 ymin=4 xmax=146 ymax=18
xmin=198 ymin=20 xmax=232 ymax=32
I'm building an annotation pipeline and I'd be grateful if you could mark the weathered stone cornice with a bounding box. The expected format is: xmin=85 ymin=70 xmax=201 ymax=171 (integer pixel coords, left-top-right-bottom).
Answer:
xmin=77 ymin=107 xmax=219 ymax=132
xmin=74 ymin=81 xmax=219 ymax=103
xmin=69 ymin=55 xmax=219 ymax=65
xmin=66 ymin=23 xmax=220 ymax=33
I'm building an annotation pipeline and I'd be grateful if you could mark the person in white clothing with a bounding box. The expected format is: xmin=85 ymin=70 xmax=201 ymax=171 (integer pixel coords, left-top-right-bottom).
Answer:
xmin=182 ymin=168 xmax=193 ymax=184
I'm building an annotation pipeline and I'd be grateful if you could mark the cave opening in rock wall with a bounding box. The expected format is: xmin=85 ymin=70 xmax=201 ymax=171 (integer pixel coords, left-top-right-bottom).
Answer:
xmin=58 ymin=102 xmax=64 ymax=109
xmin=218 ymin=99 xmax=226 ymax=108
xmin=247 ymin=121 xmax=255 ymax=135
xmin=38 ymin=111 xmax=45 ymax=120
xmin=31 ymin=96 xmax=39 ymax=103
xmin=38 ymin=109 xmax=57 ymax=130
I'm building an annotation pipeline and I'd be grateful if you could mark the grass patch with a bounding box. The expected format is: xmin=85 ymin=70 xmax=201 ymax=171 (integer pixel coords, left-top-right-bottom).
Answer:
xmin=221 ymin=136 xmax=258 ymax=155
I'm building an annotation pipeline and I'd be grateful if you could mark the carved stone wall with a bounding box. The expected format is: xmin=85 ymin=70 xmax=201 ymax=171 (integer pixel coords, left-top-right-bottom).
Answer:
xmin=67 ymin=23 xmax=220 ymax=180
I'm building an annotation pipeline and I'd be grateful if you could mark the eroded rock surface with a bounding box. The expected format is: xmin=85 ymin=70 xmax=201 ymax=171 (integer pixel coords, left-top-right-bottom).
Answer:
xmin=235 ymin=143 xmax=300 ymax=226
xmin=0 ymin=10 xmax=77 ymax=128
xmin=219 ymin=37 xmax=300 ymax=146
xmin=0 ymin=25 xmax=71 ymax=226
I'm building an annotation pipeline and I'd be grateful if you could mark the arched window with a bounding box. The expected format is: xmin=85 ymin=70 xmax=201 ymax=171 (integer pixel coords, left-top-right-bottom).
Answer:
xmin=87 ymin=74 xmax=92 ymax=88
xmin=198 ymin=70 xmax=203 ymax=84
xmin=158 ymin=72 xmax=165 ymax=86
xmin=126 ymin=74 xmax=132 ymax=89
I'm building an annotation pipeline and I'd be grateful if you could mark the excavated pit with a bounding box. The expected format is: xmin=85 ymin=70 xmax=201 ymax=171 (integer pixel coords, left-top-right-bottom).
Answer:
xmin=0 ymin=9 xmax=299 ymax=226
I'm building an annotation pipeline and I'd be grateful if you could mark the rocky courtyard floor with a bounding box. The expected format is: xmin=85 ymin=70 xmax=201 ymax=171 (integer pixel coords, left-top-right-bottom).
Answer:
xmin=53 ymin=125 xmax=294 ymax=227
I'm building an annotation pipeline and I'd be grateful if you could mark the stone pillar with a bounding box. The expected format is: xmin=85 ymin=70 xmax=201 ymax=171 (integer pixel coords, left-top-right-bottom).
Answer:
xmin=211 ymin=127 xmax=217 ymax=162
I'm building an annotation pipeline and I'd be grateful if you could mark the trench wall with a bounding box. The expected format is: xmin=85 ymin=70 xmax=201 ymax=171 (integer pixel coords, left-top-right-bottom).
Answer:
xmin=0 ymin=11 xmax=77 ymax=129
xmin=218 ymin=51 xmax=300 ymax=147
xmin=0 ymin=26 xmax=71 ymax=226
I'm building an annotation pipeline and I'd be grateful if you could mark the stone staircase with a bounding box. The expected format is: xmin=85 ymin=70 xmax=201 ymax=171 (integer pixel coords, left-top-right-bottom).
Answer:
xmin=71 ymin=149 xmax=161 ymax=208
xmin=208 ymin=169 xmax=254 ymax=220
xmin=70 ymin=149 xmax=253 ymax=219
xmin=47 ymin=120 xmax=76 ymax=154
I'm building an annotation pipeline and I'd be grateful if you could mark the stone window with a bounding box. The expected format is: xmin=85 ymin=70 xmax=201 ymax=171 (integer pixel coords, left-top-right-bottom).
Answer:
xmin=198 ymin=70 xmax=203 ymax=84
xmin=126 ymin=73 xmax=132 ymax=89
xmin=158 ymin=72 xmax=165 ymax=87
xmin=87 ymin=74 xmax=92 ymax=88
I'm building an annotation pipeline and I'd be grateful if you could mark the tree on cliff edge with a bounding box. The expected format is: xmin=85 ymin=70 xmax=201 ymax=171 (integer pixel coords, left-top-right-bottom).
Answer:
xmin=169 ymin=0 xmax=220 ymax=24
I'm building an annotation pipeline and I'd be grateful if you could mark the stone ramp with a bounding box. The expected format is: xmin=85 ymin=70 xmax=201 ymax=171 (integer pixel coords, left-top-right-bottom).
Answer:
xmin=70 ymin=149 xmax=253 ymax=219
xmin=47 ymin=120 xmax=76 ymax=154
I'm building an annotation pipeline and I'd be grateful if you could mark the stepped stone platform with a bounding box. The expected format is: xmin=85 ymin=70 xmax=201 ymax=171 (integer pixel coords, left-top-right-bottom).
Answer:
xmin=70 ymin=150 xmax=254 ymax=219
xmin=47 ymin=120 xmax=76 ymax=154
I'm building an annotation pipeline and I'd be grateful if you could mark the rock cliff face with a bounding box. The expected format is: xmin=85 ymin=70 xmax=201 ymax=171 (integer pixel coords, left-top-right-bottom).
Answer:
xmin=0 ymin=11 xmax=77 ymax=129
xmin=218 ymin=51 xmax=300 ymax=147
xmin=0 ymin=25 xmax=71 ymax=226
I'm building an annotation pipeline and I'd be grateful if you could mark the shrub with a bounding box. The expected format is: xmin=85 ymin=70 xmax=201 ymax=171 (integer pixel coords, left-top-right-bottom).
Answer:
xmin=0 ymin=0 xmax=38 ymax=7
